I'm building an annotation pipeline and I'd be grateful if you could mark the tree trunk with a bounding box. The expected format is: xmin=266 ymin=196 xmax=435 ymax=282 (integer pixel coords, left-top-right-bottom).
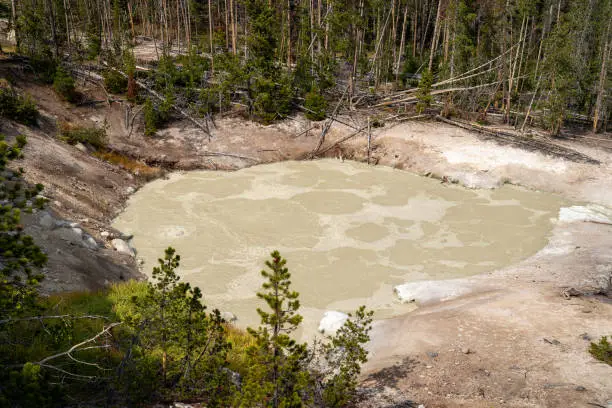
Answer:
xmin=63 ymin=0 xmax=71 ymax=47
xmin=396 ymin=3 xmax=409 ymax=82
xmin=287 ymin=0 xmax=291 ymax=66
xmin=11 ymin=0 xmax=19 ymax=50
xmin=225 ymin=0 xmax=229 ymax=50
xmin=46 ymin=0 xmax=59 ymax=58
xmin=428 ymin=0 xmax=443 ymax=71
xmin=229 ymin=0 xmax=236 ymax=54
xmin=209 ymin=0 xmax=214 ymax=72
xmin=593 ymin=19 xmax=611 ymax=132
xmin=412 ymin=9 xmax=417 ymax=57
xmin=127 ymin=1 xmax=136 ymax=41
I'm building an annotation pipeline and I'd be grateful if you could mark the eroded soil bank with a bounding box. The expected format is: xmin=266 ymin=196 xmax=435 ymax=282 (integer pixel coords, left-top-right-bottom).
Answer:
xmin=1 ymin=68 xmax=610 ymax=407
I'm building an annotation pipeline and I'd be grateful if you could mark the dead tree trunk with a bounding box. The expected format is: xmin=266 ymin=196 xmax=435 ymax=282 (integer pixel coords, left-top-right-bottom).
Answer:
xmin=593 ymin=19 xmax=611 ymax=132
xmin=428 ymin=0 xmax=443 ymax=71
xmin=396 ymin=3 xmax=409 ymax=82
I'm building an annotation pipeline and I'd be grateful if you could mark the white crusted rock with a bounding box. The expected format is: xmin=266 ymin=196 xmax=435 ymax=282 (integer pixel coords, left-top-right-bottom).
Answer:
xmin=112 ymin=239 xmax=135 ymax=257
xmin=318 ymin=311 xmax=349 ymax=334
xmin=394 ymin=280 xmax=471 ymax=304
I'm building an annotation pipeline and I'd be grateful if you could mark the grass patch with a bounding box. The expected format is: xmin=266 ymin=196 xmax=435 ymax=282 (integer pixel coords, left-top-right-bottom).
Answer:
xmin=58 ymin=121 xmax=107 ymax=149
xmin=107 ymin=280 xmax=149 ymax=321
xmin=589 ymin=336 xmax=612 ymax=365
xmin=108 ymin=279 xmax=254 ymax=373
xmin=93 ymin=151 xmax=162 ymax=180
xmin=225 ymin=324 xmax=256 ymax=374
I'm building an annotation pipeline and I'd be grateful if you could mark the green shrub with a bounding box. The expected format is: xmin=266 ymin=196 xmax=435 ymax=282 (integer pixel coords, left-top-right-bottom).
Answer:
xmin=0 ymin=85 xmax=39 ymax=125
xmin=251 ymin=75 xmax=292 ymax=124
xmin=30 ymin=57 xmax=57 ymax=84
xmin=304 ymin=87 xmax=327 ymax=121
xmin=143 ymin=96 xmax=173 ymax=136
xmin=589 ymin=336 xmax=612 ymax=365
xmin=58 ymin=122 xmax=107 ymax=149
xmin=86 ymin=30 xmax=102 ymax=60
xmin=53 ymin=66 xmax=77 ymax=103
xmin=415 ymin=69 xmax=434 ymax=114
xmin=107 ymin=280 xmax=149 ymax=322
xmin=103 ymin=69 xmax=128 ymax=94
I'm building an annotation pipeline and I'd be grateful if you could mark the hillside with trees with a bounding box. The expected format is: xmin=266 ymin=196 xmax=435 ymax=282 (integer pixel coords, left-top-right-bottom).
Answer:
xmin=3 ymin=0 xmax=610 ymax=133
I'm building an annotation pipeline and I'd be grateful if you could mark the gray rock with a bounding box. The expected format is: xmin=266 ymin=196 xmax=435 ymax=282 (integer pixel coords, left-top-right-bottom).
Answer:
xmin=461 ymin=348 xmax=472 ymax=354
xmin=56 ymin=226 xmax=84 ymax=245
xmin=38 ymin=212 xmax=55 ymax=229
xmin=83 ymin=236 xmax=98 ymax=250
xmin=75 ymin=143 xmax=88 ymax=153
xmin=69 ymin=222 xmax=80 ymax=228
xmin=112 ymin=239 xmax=135 ymax=257
xmin=126 ymin=186 xmax=135 ymax=195
xmin=54 ymin=220 xmax=70 ymax=228
xmin=100 ymin=231 xmax=110 ymax=239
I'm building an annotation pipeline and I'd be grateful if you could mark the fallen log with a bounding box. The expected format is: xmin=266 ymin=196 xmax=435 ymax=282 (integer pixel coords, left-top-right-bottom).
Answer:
xmin=314 ymin=125 xmax=369 ymax=156
xmin=308 ymin=87 xmax=348 ymax=158
xmin=199 ymin=151 xmax=259 ymax=163
xmin=434 ymin=115 xmax=600 ymax=165
xmin=101 ymin=62 xmax=213 ymax=140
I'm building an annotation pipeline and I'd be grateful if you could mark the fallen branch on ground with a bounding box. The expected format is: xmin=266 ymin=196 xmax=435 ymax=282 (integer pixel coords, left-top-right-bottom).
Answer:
xmin=100 ymin=62 xmax=213 ymax=139
xmin=434 ymin=115 xmax=600 ymax=164
xmin=309 ymin=87 xmax=348 ymax=158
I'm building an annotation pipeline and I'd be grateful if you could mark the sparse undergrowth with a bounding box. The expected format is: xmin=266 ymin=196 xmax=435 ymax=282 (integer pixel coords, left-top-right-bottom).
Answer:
xmin=58 ymin=122 xmax=107 ymax=149
xmin=92 ymin=151 xmax=162 ymax=180
xmin=589 ymin=336 xmax=612 ymax=365
xmin=52 ymin=67 xmax=77 ymax=103
xmin=0 ymin=82 xmax=39 ymax=126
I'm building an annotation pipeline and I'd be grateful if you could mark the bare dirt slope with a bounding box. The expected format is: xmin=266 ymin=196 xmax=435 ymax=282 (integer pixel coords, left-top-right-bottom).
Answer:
xmin=345 ymin=122 xmax=612 ymax=408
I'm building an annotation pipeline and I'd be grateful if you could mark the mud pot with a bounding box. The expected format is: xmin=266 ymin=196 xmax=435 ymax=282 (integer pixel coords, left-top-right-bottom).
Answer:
xmin=114 ymin=159 xmax=566 ymax=338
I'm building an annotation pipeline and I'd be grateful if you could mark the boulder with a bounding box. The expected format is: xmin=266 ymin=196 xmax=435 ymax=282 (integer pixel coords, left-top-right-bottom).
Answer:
xmin=82 ymin=236 xmax=98 ymax=250
xmin=75 ymin=143 xmax=88 ymax=153
xmin=56 ymin=227 xmax=84 ymax=245
xmin=318 ymin=311 xmax=349 ymax=334
xmin=38 ymin=212 xmax=55 ymax=229
xmin=112 ymin=239 xmax=135 ymax=257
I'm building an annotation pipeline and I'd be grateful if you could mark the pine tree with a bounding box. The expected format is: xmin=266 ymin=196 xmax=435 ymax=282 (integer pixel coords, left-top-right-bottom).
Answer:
xmin=126 ymin=247 xmax=232 ymax=403
xmin=416 ymin=69 xmax=434 ymax=113
xmin=241 ymin=251 xmax=310 ymax=407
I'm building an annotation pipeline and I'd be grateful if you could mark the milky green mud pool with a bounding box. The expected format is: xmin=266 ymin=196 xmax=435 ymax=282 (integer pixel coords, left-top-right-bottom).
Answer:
xmin=113 ymin=160 xmax=566 ymax=337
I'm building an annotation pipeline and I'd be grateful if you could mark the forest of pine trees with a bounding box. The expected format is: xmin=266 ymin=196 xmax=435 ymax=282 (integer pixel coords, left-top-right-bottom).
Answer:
xmin=4 ymin=0 xmax=611 ymax=133
xmin=4 ymin=0 xmax=611 ymax=132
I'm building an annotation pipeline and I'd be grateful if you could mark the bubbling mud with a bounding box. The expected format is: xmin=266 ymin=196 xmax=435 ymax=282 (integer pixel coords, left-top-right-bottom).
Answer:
xmin=114 ymin=160 xmax=566 ymax=336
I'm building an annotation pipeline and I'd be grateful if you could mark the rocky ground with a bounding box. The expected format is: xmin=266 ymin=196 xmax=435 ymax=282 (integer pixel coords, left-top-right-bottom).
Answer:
xmin=1 ymin=59 xmax=610 ymax=407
